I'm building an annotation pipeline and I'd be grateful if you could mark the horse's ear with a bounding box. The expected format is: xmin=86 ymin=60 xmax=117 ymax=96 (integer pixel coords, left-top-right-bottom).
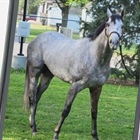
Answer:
xmin=121 ymin=9 xmax=124 ymax=18
xmin=107 ymin=8 xmax=112 ymax=17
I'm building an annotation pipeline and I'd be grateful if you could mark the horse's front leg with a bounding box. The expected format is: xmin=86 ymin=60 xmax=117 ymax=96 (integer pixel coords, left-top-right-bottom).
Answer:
xmin=53 ymin=82 xmax=83 ymax=140
xmin=89 ymin=86 xmax=102 ymax=140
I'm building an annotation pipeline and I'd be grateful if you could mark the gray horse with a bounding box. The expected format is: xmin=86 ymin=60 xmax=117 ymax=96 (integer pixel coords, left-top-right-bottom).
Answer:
xmin=24 ymin=8 xmax=124 ymax=140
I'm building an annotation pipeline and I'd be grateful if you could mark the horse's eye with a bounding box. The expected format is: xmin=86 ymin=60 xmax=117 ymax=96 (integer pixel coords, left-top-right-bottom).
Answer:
xmin=121 ymin=25 xmax=124 ymax=29
xmin=105 ymin=23 xmax=110 ymax=27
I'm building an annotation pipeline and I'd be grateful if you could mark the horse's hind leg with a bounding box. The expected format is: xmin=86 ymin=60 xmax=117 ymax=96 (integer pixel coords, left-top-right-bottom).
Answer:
xmin=36 ymin=67 xmax=54 ymax=103
xmin=89 ymin=86 xmax=102 ymax=140
xmin=28 ymin=66 xmax=41 ymax=134
xmin=29 ymin=65 xmax=53 ymax=134
xmin=53 ymin=81 xmax=84 ymax=140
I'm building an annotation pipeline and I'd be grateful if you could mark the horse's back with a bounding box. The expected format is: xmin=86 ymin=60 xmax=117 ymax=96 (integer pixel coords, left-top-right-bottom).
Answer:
xmin=27 ymin=31 xmax=74 ymax=55
xmin=27 ymin=32 xmax=72 ymax=60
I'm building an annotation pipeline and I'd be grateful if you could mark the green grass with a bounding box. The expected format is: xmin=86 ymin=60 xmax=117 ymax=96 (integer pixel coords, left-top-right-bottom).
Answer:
xmin=115 ymin=45 xmax=136 ymax=56
xmin=3 ymin=71 xmax=138 ymax=140
xmin=26 ymin=24 xmax=80 ymax=43
xmin=26 ymin=25 xmax=56 ymax=43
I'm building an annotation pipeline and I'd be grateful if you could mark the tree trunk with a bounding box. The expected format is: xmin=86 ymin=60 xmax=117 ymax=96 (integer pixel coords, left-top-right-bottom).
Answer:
xmin=61 ymin=6 xmax=69 ymax=27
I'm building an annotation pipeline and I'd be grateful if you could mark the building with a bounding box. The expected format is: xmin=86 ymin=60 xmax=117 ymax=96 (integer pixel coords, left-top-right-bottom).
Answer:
xmin=37 ymin=0 xmax=92 ymax=33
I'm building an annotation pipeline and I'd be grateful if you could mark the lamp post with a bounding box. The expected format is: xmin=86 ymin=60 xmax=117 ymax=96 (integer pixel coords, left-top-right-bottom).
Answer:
xmin=18 ymin=0 xmax=27 ymax=56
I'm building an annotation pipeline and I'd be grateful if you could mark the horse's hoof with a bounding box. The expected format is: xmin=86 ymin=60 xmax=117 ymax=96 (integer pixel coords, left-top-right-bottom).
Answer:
xmin=32 ymin=132 xmax=38 ymax=135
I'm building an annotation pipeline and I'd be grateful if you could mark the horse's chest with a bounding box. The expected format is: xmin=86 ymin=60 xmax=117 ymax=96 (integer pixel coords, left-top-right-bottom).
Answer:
xmin=87 ymin=67 xmax=110 ymax=87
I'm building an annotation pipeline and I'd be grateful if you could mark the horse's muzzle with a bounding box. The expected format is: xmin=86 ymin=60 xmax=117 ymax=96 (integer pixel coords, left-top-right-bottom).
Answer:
xmin=109 ymin=42 xmax=119 ymax=50
xmin=109 ymin=38 xmax=120 ymax=50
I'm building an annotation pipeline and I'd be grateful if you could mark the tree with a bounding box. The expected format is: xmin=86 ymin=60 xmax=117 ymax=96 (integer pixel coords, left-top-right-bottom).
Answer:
xmin=18 ymin=0 xmax=42 ymax=15
xmin=18 ymin=0 xmax=24 ymax=14
xmin=82 ymin=0 xmax=140 ymax=84
xmin=55 ymin=0 xmax=89 ymax=27
xmin=27 ymin=0 xmax=42 ymax=15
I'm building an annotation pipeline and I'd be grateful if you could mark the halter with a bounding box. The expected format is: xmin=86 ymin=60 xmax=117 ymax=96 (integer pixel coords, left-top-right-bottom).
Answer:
xmin=105 ymin=28 xmax=122 ymax=41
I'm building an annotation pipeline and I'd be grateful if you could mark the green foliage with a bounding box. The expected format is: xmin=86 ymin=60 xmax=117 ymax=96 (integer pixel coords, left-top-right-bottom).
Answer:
xmin=119 ymin=44 xmax=140 ymax=84
xmin=56 ymin=0 xmax=88 ymax=6
xmin=111 ymin=68 xmax=129 ymax=80
xmin=10 ymin=68 xmax=25 ymax=74
xmin=18 ymin=0 xmax=24 ymax=14
xmin=18 ymin=0 xmax=42 ymax=15
xmin=27 ymin=0 xmax=42 ymax=14
xmin=3 ymin=71 xmax=137 ymax=140
xmin=65 ymin=0 xmax=89 ymax=6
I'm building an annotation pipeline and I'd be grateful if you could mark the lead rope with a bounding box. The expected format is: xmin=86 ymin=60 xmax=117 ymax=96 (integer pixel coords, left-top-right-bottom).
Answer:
xmin=105 ymin=28 xmax=134 ymax=78
xmin=119 ymin=43 xmax=134 ymax=78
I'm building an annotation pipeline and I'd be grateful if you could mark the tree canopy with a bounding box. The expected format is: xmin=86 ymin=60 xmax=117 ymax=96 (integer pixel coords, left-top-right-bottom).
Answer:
xmin=18 ymin=0 xmax=42 ymax=15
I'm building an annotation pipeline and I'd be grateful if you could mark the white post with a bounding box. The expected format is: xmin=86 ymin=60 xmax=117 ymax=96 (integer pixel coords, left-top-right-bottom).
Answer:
xmin=0 ymin=1 xmax=10 ymax=73
xmin=59 ymin=27 xmax=73 ymax=38
xmin=134 ymin=79 xmax=140 ymax=140
xmin=0 ymin=1 xmax=19 ymax=139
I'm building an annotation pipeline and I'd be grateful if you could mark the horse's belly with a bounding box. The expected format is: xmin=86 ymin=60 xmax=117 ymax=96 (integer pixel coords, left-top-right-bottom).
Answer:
xmin=44 ymin=51 xmax=84 ymax=83
xmin=44 ymin=61 xmax=73 ymax=83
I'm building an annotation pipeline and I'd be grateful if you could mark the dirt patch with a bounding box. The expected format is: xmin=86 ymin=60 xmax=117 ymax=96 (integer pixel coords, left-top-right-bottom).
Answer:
xmin=107 ymin=78 xmax=138 ymax=87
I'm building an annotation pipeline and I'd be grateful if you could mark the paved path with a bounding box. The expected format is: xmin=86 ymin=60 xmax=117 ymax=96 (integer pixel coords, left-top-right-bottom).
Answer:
xmin=12 ymin=42 xmax=28 ymax=56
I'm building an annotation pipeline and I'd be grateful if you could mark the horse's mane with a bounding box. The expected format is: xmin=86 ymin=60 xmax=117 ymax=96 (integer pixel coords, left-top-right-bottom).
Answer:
xmin=87 ymin=22 xmax=106 ymax=41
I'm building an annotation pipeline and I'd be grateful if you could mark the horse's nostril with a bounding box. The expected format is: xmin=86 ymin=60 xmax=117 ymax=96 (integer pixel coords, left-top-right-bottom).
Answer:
xmin=110 ymin=40 xmax=112 ymax=43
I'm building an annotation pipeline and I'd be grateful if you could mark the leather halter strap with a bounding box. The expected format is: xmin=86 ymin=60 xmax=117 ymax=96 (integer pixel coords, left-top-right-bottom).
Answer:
xmin=109 ymin=31 xmax=122 ymax=40
xmin=105 ymin=28 xmax=122 ymax=40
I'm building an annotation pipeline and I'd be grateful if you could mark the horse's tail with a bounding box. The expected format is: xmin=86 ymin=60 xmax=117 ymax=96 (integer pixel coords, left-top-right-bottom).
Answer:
xmin=24 ymin=62 xmax=30 ymax=110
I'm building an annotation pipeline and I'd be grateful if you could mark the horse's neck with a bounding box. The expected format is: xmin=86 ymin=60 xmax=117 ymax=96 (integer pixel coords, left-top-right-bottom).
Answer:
xmin=93 ymin=29 xmax=113 ymax=66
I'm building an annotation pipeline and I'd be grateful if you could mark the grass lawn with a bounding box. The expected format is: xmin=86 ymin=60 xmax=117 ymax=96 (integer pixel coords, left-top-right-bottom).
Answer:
xmin=25 ymin=24 xmax=80 ymax=43
xmin=3 ymin=70 xmax=138 ymax=140
xmin=25 ymin=25 xmax=56 ymax=43
xmin=115 ymin=45 xmax=136 ymax=56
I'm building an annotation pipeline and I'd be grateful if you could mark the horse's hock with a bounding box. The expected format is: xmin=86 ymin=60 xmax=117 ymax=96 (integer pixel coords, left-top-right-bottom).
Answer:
xmin=11 ymin=55 xmax=27 ymax=69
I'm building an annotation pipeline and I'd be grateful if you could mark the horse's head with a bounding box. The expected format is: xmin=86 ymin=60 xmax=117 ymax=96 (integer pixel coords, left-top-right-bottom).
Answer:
xmin=105 ymin=8 xmax=124 ymax=50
